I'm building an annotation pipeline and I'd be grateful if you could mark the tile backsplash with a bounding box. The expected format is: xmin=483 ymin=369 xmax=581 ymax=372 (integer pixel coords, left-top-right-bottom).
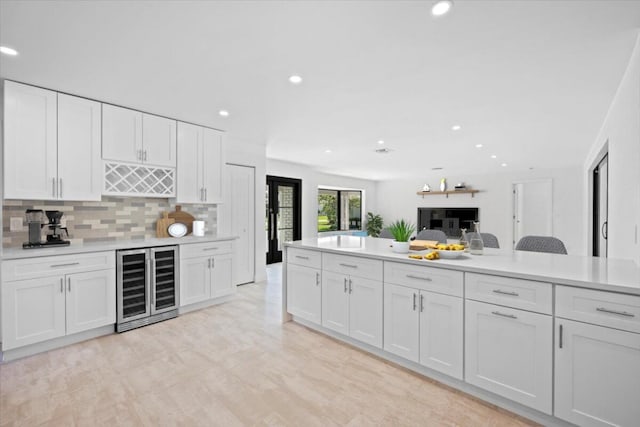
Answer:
xmin=2 ymin=197 xmax=217 ymax=248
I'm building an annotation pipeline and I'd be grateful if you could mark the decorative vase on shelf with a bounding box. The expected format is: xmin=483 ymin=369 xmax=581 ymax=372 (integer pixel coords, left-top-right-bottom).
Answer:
xmin=422 ymin=184 xmax=431 ymax=192
xmin=440 ymin=178 xmax=447 ymax=192
xmin=469 ymin=221 xmax=484 ymax=255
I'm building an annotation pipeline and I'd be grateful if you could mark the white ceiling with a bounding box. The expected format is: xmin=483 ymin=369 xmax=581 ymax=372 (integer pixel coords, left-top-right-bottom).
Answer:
xmin=1 ymin=0 xmax=639 ymax=180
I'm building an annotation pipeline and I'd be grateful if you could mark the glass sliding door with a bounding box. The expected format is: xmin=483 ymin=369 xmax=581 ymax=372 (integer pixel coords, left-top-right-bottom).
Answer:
xmin=266 ymin=176 xmax=301 ymax=264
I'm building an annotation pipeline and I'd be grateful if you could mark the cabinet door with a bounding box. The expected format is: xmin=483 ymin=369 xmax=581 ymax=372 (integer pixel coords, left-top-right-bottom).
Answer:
xmin=102 ymin=104 xmax=142 ymax=163
xmin=465 ymin=300 xmax=552 ymax=414
xmin=66 ymin=269 xmax=116 ymax=335
xmin=57 ymin=94 xmax=102 ymax=201
xmin=286 ymin=263 xmax=321 ymax=324
xmin=349 ymin=276 xmax=383 ymax=348
xmin=1 ymin=276 xmax=66 ymax=350
xmin=321 ymin=271 xmax=349 ymax=336
xmin=176 ymin=121 xmax=202 ymax=203
xmin=383 ymin=283 xmax=419 ymax=362
xmin=419 ymin=292 xmax=463 ymax=379
xmin=210 ymin=253 xmax=234 ymax=298
xmin=143 ymin=113 xmax=177 ymax=167
xmin=4 ymin=81 xmax=58 ymax=200
xmin=201 ymin=127 xmax=223 ymax=204
xmin=555 ymin=319 xmax=640 ymax=427
xmin=180 ymin=256 xmax=210 ymax=306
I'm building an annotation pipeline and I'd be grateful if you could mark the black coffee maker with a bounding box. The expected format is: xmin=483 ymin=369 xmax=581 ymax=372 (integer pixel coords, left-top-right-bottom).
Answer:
xmin=23 ymin=209 xmax=70 ymax=249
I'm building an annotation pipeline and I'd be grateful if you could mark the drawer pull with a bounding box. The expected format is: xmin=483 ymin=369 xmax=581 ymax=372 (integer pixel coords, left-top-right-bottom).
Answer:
xmin=491 ymin=310 xmax=517 ymax=319
xmin=413 ymin=293 xmax=417 ymax=311
xmin=492 ymin=289 xmax=519 ymax=297
xmin=50 ymin=262 xmax=80 ymax=268
xmin=406 ymin=274 xmax=432 ymax=282
xmin=596 ymin=307 xmax=635 ymax=318
xmin=295 ymin=255 xmax=310 ymax=260
xmin=344 ymin=278 xmax=348 ymax=293
xmin=316 ymin=272 xmax=320 ymax=286
xmin=339 ymin=263 xmax=358 ymax=269
xmin=203 ymin=247 xmax=219 ymax=251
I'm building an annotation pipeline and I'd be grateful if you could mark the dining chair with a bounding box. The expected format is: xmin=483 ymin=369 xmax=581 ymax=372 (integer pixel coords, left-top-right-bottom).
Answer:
xmin=466 ymin=232 xmax=500 ymax=248
xmin=416 ymin=229 xmax=448 ymax=243
xmin=515 ymin=235 xmax=567 ymax=254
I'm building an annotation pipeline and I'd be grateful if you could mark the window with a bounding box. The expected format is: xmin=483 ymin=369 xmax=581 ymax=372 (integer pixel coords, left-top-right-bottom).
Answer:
xmin=318 ymin=188 xmax=362 ymax=232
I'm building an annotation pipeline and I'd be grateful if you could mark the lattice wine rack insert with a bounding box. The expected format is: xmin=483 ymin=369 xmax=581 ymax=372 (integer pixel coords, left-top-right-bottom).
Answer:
xmin=104 ymin=162 xmax=175 ymax=197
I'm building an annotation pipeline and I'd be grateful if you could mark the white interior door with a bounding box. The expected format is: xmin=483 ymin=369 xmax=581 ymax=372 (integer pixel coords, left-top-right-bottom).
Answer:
xmin=513 ymin=179 xmax=553 ymax=248
xmin=226 ymin=164 xmax=255 ymax=285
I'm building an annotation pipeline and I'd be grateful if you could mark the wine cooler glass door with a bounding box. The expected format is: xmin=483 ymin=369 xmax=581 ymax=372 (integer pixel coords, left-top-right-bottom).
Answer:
xmin=150 ymin=246 xmax=179 ymax=314
xmin=117 ymin=249 xmax=150 ymax=324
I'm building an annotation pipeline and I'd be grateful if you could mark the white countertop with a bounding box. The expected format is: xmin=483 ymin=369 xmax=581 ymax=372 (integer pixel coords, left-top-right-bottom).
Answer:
xmin=285 ymin=236 xmax=640 ymax=295
xmin=1 ymin=234 xmax=238 ymax=260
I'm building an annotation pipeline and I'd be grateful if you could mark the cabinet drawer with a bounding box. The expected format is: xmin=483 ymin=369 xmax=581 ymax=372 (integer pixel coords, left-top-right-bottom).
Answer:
xmin=322 ymin=253 xmax=382 ymax=281
xmin=556 ymin=286 xmax=640 ymax=333
xmin=384 ymin=261 xmax=463 ymax=297
xmin=465 ymin=273 xmax=552 ymax=314
xmin=287 ymin=248 xmax=322 ymax=269
xmin=2 ymin=251 xmax=115 ymax=282
xmin=180 ymin=240 xmax=233 ymax=259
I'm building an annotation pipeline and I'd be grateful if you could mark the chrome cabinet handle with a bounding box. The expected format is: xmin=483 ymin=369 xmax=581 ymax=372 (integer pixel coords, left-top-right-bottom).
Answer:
xmin=60 ymin=278 xmax=64 ymax=293
xmin=204 ymin=188 xmax=207 ymax=201
xmin=406 ymin=274 xmax=432 ymax=282
xmin=203 ymin=247 xmax=219 ymax=251
xmin=316 ymin=272 xmax=320 ymax=286
xmin=339 ymin=263 xmax=358 ymax=269
xmin=50 ymin=262 xmax=80 ymax=268
xmin=211 ymin=257 xmax=215 ymax=269
xmin=52 ymin=178 xmax=56 ymax=197
xmin=420 ymin=294 xmax=424 ymax=312
xmin=59 ymin=178 xmax=63 ymax=198
xmin=413 ymin=293 xmax=417 ymax=311
xmin=596 ymin=307 xmax=635 ymax=317
xmin=144 ymin=150 xmax=148 ymax=162
xmin=151 ymin=258 xmax=156 ymax=306
xmin=559 ymin=324 xmax=563 ymax=349
xmin=200 ymin=187 xmax=204 ymax=201
xmin=295 ymin=255 xmax=309 ymax=260
xmin=344 ymin=278 xmax=348 ymax=293
xmin=493 ymin=289 xmax=519 ymax=297
xmin=349 ymin=278 xmax=353 ymax=294
xmin=67 ymin=277 xmax=71 ymax=292
xmin=492 ymin=310 xmax=517 ymax=319
xmin=207 ymin=258 xmax=211 ymax=269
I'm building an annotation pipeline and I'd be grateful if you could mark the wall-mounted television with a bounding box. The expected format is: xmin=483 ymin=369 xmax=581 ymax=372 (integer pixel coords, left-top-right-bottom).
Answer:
xmin=417 ymin=208 xmax=479 ymax=238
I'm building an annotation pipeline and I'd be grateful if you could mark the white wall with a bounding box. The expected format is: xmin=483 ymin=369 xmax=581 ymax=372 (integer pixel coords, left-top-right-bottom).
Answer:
xmin=266 ymin=159 xmax=378 ymax=239
xmin=376 ymin=167 xmax=583 ymax=255
xmin=218 ymin=136 xmax=267 ymax=282
xmin=584 ymin=34 xmax=640 ymax=264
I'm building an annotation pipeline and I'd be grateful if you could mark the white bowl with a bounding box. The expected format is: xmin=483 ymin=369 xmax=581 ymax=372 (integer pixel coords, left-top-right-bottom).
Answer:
xmin=432 ymin=249 xmax=465 ymax=259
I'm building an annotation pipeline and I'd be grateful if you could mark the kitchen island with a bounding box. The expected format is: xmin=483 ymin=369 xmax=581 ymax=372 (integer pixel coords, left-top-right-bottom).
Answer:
xmin=283 ymin=236 xmax=640 ymax=427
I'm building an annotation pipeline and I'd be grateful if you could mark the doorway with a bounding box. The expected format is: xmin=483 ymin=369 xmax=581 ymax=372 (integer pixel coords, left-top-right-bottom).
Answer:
xmin=227 ymin=164 xmax=256 ymax=284
xmin=593 ymin=154 xmax=608 ymax=257
xmin=266 ymin=176 xmax=301 ymax=264
xmin=512 ymin=179 xmax=553 ymax=248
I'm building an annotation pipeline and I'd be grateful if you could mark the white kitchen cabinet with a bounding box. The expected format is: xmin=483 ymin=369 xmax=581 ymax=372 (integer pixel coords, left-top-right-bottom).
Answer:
xmin=180 ymin=242 xmax=235 ymax=307
xmin=176 ymin=122 xmax=224 ymax=204
xmin=322 ymin=270 xmax=383 ymax=347
xmin=102 ymin=104 xmax=176 ymax=167
xmin=65 ymin=269 xmax=116 ymax=335
xmin=1 ymin=252 xmax=116 ymax=351
xmin=3 ymin=82 xmax=102 ymax=201
xmin=287 ymin=263 xmax=321 ymax=324
xmin=1 ymin=276 xmax=66 ymax=350
xmin=419 ymin=291 xmax=463 ymax=379
xmin=465 ymin=299 xmax=552 ymax=414
xmin=384 ymin=283 xmax=420 ymax=362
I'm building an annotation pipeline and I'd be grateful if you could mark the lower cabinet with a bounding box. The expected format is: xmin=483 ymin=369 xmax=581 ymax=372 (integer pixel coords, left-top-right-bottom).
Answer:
xmin=286 ymin=263 xmax=321 ymax=324
xmin=554 ymin=320 xmax=640 ymax=427
xmin=383 ymin=283 xmax=463 ymax=379
xmin=465 ymin=299 xmax=552 ymax=414
xmin=180 ymin=253 xmax=234 ymax=306
xmin=322 ymin=270 xmax=382 ymax=348
xmin=1 ymin=269 xmax=116 ymax=351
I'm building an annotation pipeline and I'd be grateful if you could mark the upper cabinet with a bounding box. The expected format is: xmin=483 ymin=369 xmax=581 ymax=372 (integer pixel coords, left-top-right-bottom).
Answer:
xmin=4 ymin=81 xmax=101 ymax=201
xmin=176 ymin=122 xmax=224 ymax=204
xmin=102 ymin=104 xmax=176 ymax=167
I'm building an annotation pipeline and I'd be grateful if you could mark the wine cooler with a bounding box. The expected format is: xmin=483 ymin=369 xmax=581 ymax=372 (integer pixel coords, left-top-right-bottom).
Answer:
xmin=116 ymin=246 xmax=180 ymax=332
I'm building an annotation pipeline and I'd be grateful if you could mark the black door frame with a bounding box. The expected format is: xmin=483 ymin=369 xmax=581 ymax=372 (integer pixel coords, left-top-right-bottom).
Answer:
xmin=592 ymin=154 xmax=608 ymax=257
xmin=266 ymin=175 xmax=302 ymax=264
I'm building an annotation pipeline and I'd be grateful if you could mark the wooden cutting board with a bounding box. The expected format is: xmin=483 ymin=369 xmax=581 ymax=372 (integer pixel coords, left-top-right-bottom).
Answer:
xmin=409 ymin=240 xmax=439 ymax=251
xmin=168 ymin=205 xmax=195 ymax=235
xmin=156 ymin=212 xmax=175 ymax=238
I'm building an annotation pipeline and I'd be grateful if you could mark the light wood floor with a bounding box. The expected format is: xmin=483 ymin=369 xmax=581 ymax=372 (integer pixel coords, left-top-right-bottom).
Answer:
xmin=1 ymin=264 xmax=538 ymax=426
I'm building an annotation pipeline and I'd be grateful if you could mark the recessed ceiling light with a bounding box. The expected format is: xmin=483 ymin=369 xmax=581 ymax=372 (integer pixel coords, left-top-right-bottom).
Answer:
xmin=325 ymin=149 xmax=332 ymax=154
xmin=0 ymin=46 xmax=18 ymax=56
xmin=491 ymin=155 xmax=497 ymax=159
xmin=377 ymin=140 xmax=385 ymax=145
xmin=475 ymin=144 xmax=483 ymax=148
xmin=451 ymin=125 xmax=461 ymax=131
xmin=501 ymin=163 xmax=507 ymax=167
xmin=431 ymin=0 xmax=453 ymax=17
xmin=218 ymin=110 xmax=229 ymax=117
xmin=289 ymin=75 xmax=303 ymax=84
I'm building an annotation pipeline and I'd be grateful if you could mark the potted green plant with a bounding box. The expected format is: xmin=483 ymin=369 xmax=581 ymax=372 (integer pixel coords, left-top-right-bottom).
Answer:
xmin=365 ymin=212 xmax=383 ymax=237
xmin=387 ymin=219 xmax=416 ymax=253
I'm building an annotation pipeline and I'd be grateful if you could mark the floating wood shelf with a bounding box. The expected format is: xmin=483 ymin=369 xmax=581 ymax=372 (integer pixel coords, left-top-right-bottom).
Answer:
xmin=416 ymin=189 xmax=480 ymax=198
